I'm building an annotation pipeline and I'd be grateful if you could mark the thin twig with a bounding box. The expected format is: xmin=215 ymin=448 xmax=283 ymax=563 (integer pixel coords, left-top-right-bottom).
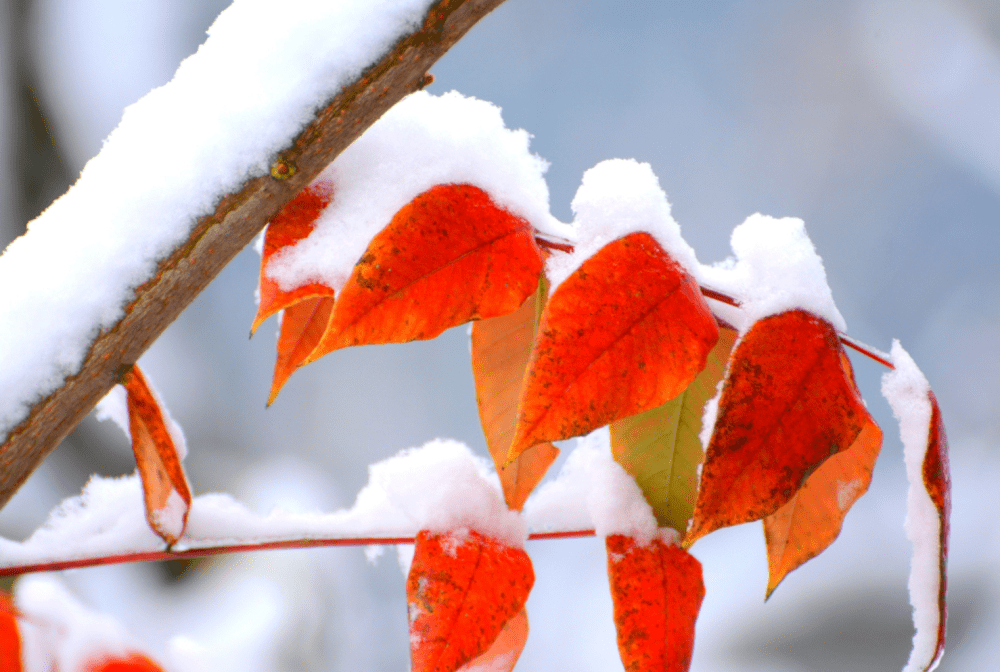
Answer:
xmin=699 ymin=286 xmax=894 ymax=370
xmin=0 ymin=529 xmax=598 ymax=577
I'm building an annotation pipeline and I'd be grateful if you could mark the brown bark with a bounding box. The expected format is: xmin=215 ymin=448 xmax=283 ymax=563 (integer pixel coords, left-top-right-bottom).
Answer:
xmin=0 ymin=0 xmax=507 ymax=509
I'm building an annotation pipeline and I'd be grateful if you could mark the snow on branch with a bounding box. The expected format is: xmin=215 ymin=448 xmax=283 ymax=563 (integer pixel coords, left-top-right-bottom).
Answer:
xmin=0 ymin=0 xmax=506 ymax=509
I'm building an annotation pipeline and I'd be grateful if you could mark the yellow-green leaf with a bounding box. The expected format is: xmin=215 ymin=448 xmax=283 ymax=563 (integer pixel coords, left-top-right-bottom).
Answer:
xmin=610 ymin=325 xmax=737 ymax=533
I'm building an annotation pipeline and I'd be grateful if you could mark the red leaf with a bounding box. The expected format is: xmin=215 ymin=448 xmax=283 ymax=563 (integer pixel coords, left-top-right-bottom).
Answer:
xmin=919 ymin=391 xmax=950 ymax=671
xmin=250 ymin=184 xmax=335 ymax=335
xmin=456 ymin=608 xmax=529 ymax=672
xmin=471 ymin=279 xmax=558 ymax=510
xmin=266 ymin=295 xmax=336 ymax=405
xmin=686 ymin=310 xmax=869 ymax=545
xmin=82 ymin=653 xmax=164 ymax=672
xmin=307 ymin=184 xmax=544 ymax=362
xmin=763 ymin=411 xmax=882 ymax=597
xmin=123 ymin=365 xmax=192 ymax=546
xmin=0 ymin=593 xmax=21 ymax=672
xmin=509 ymin=232 xmax=719 ymax=460
xmin=606 ymin=535 xmax=704 ymax=672
xmin=407 ymin=530 xmax=534 ymax=672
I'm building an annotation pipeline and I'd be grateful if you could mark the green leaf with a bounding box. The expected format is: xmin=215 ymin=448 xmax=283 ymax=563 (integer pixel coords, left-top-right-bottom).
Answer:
xmin=610 ymin=325 xmax=737 ymax=533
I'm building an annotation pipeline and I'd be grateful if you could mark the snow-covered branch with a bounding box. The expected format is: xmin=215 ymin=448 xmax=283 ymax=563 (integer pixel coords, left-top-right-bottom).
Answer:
xmin=0 ymin=0 xmax=505 ymax=509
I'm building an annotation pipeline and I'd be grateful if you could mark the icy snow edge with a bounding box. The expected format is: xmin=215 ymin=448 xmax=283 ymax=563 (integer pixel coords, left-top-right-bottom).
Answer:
xmin=0 ymin=0 xmax=436 ymax=441
xmin=881 ymin=340 xmax=945 ymax=672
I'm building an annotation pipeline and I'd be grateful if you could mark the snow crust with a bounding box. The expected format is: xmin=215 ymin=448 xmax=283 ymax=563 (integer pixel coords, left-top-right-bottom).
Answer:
xmin=16 ymin=576 xmax=147 ymax=672
xmin=0 ymin=0 xmax=436 ymax=442
xmin=546 ymin=159 xmax=700 ymax=291
xmin=698 ymin=213 xmax=847 ymax=333
xmin=266 ymin=90 xmax=569 ymax=294
xmin=881 ymin=340 xmax=944 ymax=672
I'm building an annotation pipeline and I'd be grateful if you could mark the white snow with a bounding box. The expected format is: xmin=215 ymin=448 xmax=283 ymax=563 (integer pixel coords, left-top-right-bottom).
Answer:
xmin=265 ymin=90 xmax=569 ymax=294
xmin=16 ymin=575 xmax=149 ymax=672
xmin=545 ymin=159 xmax=701 ymax=291
xmin=521 ymin=428 xmax=660 ymax=545
xmin=0 ymin=0 xmax=438 ymax=442
xmin=0 ymin=432 xmax=677 ymax=571
xmin=698 ymin=213 xmax=847 ymax=333
xmin=881 ymin=340 xmax=945 ymax=672
xmin=0 ymin=439 xmax=530 ymax=569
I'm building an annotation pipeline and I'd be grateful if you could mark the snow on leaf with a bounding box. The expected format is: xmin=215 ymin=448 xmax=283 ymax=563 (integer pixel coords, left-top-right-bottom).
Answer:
xmin=509 ymin=232 xmax=719 ymax=461
xmin=123 ymin=365 xmax=192 ymax=546
xmin=686 ymin=310 xmax=868 ymax=545
xmin=407 ymin=530 xmax=534 ymax=672
xmin=763 ymin=385 xmax=882 ymax=598
xmin=0 ymin=593 xmax=21 ymax=672
xmin=308 ymin=184 xmax=544 ymax=361
xmin=266 ymin=295 xmax=335 ymax=405
xmin=251 ymin=184 xmax=336 ymax=335
xmin=455 ymin=608 xmax=529 ymax=672
xmin=605 ymin=534 xmax=704 ymax=672
xmin=82 ymin=653 xmax=165 ymax=672
xmin=610 ymin=326 xmax=737 ymax=534
xmin=882 ymin=341 xmax=950 ymax=672
xmin=472 ymin=277 xmax=558 ymax=510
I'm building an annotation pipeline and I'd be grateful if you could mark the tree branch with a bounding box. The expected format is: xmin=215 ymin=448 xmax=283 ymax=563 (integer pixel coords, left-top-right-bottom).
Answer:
xmin=0 ymin=0 xmax=506 ymax=510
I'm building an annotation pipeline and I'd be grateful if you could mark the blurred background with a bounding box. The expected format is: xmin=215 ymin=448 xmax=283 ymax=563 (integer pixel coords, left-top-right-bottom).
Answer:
xmin=1 ymin=0 xmax=998 ymax=670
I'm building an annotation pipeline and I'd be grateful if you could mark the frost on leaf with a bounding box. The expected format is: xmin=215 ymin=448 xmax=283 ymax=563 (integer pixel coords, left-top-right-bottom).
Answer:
xmin=882 ymin=341 xmax=951 ymax=672
xmin=762 ymin=350 xmax=882 ymax=597
xmin=687 ymin=310 xmax=868 ymax=545
xmin=407 ymin=530 xmax=534 ymax=672
xmin=123 ymin=365 xmax=192 ymax=546
xmin=308 ymin=184 xmax=544 ymax=362
xmin=472 ymin=278 xmax=558 ymax=510
xmin=606 ymin=534 xmax=704 ymax=672
xmin=610 ymin=325 xmax=737 ymax=534
xmin=510 ymin=232 xmax=718 ymax=460
xmin=250 ymin=184 xmax=337 ymax=404
xmin=251 ymin=184 xmax=336 ymax=335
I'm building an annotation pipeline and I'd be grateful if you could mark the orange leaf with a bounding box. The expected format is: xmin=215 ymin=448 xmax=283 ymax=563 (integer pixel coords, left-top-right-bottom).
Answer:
xmin=472 ymin=278 xmax=558 ymax=510
xmin=83 ymin=653 xmax=164 ymax=672
xmin=763 ymin=414 xmax=882 ymax=597
xmin=456 ymin=608 xmax=529 ymax=672
xmin=407 ymin=530 xmax=534 ymax=672
xmin=307 ymin=184 xmax=544 ymax=362
xmin=0 ymin=593 xmax=21 ymax=672
xmin=686 ymin=310 xmax=868 ymax=545
xmin=920 ymin=391 xmax=950 ymax=671
xmin=250 ymin=184 xmax=335 ymax=335
xmin=509 ymin=232 xmax=718 ymax=460
xmin=266 ymin=295 xmax=336 ymax=405
xmin=123 ymin=365 xmax=192 ymax=546
xmin=606 ymin=535 xmax=704 ymax=672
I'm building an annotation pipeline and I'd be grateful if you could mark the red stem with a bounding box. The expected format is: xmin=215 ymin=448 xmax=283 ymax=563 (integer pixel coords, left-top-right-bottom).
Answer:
xmin=0 ymin=529 xmax=598 ymax=577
